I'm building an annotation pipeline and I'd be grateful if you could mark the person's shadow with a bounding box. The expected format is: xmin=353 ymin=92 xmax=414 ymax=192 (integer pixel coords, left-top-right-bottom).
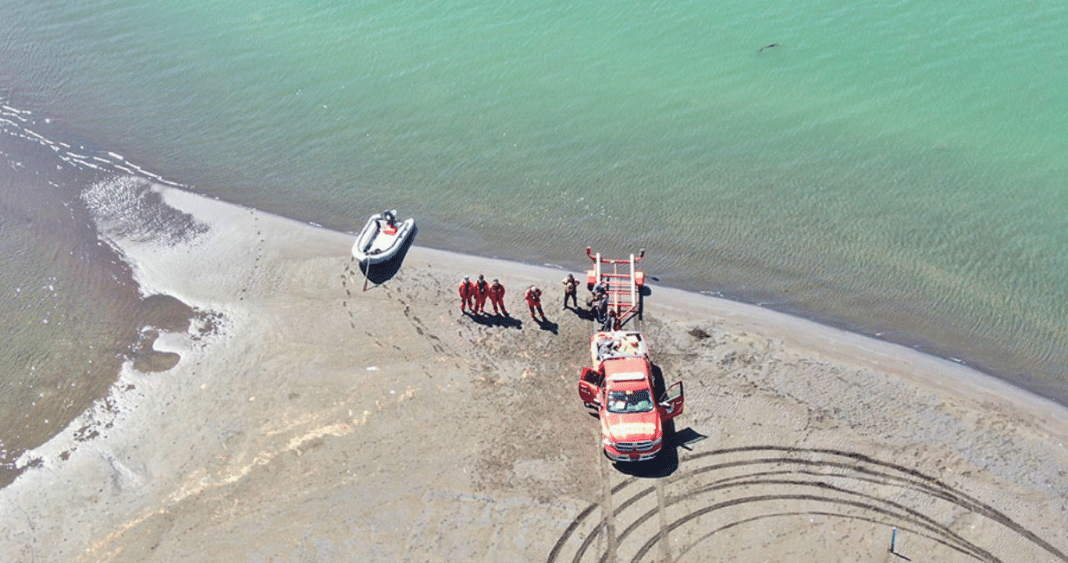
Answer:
xmin=465 ymin=311 xmax=523 ymax=329
xmin=566 ymin=304 xmax=597 ymax=322
xmin=532 ymin=316 xmax=558 ymax=334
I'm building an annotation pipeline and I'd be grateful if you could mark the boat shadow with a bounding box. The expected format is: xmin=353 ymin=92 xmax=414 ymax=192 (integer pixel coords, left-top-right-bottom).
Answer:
xmin=356 ymin=225 xmax=418 ymax=286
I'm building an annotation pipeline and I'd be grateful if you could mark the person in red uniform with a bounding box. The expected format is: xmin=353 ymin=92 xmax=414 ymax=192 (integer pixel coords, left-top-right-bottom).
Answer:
xmin=488 ymin=278 xmax=508 ymax=316
xmin=457 ymin=276 xmax=475 ymax=312
xmin=524 ymin=285 xmax=546 ymax=320
xmin=472 ymin=274 xmax=490 ymax=314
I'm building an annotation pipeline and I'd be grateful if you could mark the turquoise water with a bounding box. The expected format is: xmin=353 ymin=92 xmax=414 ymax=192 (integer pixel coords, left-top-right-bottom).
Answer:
xmin=2 ymin=0 xmax=1068 ymax=473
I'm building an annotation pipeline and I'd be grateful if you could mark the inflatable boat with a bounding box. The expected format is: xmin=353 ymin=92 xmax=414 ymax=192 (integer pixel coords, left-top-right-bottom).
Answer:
xmin=351 ymin=210 xmax=416 ymax=265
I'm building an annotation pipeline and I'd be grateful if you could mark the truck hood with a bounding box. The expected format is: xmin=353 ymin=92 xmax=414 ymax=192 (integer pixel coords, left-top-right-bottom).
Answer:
xmin=601 ymin=410 xmax=659 ymax=443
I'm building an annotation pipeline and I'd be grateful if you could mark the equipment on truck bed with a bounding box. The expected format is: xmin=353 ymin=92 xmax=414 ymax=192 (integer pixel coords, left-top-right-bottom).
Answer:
xmin=577 ymin=248 xmax=684 ymax=463
xmin=578 ymin=329 xmax=684 ymax=462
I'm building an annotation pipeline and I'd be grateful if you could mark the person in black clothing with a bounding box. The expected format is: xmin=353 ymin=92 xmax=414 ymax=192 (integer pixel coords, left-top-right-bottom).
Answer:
xmin=595 ymin=291 xmax=610 ymax=324
xmin=562 ymin=274 xmax=579 ymax=310
xmin=601 ymin=309 xmax=620 ymax=331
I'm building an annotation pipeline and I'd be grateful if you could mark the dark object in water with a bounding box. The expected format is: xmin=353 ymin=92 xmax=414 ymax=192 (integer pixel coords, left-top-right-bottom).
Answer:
xmin=758 ymin=43 xmax=780 ymax=53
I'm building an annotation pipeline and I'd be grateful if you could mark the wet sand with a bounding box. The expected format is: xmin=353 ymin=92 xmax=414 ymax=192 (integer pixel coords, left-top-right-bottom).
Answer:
xmin=1 ymin=182 xmax=1067 ymax=562
xmin=0 ymin=134 xmax=177 ymax=488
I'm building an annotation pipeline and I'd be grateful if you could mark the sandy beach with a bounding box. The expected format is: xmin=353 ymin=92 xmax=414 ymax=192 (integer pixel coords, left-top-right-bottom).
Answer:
xmin=2 ymin=180 xmax=1067 ymax=562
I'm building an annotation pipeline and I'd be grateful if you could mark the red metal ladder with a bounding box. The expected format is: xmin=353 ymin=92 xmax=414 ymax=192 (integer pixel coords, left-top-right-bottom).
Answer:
xmin=586 ymin=247 xmax=645 ymax=327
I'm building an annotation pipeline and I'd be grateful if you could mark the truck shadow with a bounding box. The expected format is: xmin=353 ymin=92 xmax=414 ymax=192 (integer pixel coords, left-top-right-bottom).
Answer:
xmin=613 ymin=423 xmax=707 ymax=478
xmin=612 ymin=362 xmax=705 ymax=478
xmin=613 ymin=421 xmax=679 ymax=477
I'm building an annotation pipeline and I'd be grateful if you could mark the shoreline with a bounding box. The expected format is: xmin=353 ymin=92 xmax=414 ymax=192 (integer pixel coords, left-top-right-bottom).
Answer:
xmin=3 ymin=103 xmax=1067 ymax=435
xmin=0 ymin=133 xmax=166 ymax=488
xmin=408 ymin=249 xmax=1068 ymax=410
xmin=1 ymin=182 xmax=1067 ymax=561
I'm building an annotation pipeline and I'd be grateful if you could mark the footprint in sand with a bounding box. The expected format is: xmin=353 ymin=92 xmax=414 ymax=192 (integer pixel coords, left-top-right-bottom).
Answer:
xmin=340 ymin=263 xmax=358 ymax=328
xmin=238 ymin=213 xmax=266 ymax=300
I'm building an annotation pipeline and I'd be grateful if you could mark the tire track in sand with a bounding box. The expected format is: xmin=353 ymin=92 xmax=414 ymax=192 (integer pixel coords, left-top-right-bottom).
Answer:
xmin=548 ymin=446 xmax=1066 ymax=563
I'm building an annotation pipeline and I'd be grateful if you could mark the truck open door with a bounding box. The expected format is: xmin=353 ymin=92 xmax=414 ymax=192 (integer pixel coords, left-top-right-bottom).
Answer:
xmin=579 ymin=380 xmax=600 ymax=407
xmin=580 ymin=367 xmax=603 ymax=386
xmin=660 ymin=381 xmax=684 ymax=420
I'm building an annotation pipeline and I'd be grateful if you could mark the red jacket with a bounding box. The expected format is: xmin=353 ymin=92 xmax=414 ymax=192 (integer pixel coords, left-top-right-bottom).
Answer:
xmin=524 ymin=287 xmax=542 ymax=306
xmin=458 ymin=280 xmax=474 ymax=299
xmin=488 ymin=282 xmax=506 ymax=300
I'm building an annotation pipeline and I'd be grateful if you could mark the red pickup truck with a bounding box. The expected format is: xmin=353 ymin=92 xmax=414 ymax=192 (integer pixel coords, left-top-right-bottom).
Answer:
xmin=578 ymin=331 xmax=684 ymax=462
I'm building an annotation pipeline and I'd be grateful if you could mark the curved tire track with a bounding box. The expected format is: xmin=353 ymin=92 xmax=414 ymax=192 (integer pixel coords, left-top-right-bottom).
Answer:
xmin=548 ymin=446 xmax=1066 ymax=563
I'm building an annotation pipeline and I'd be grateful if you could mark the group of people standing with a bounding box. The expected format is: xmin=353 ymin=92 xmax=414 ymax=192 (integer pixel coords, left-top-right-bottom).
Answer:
xmin=457 ymin=274 xmax=509 ymax=316
xmin=458 ymin=272 xmax=618 ymax=330
xmin=454 ymin=275 xmax=552 ymax=322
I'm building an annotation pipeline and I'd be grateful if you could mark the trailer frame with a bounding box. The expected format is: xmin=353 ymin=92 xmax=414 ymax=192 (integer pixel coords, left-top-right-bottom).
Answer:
xmin=586 ymin=247 xmax=645 ymax=328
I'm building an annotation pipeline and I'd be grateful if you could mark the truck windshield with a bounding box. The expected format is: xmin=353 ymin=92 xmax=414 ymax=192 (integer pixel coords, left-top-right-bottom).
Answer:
xmin=606 ymin=390 xmax=653 ymax=414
